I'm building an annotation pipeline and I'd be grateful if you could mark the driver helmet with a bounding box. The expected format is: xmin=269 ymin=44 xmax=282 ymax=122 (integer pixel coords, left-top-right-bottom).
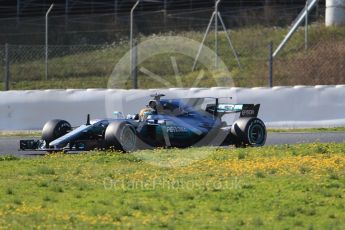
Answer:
xmin=139 ymin=108 xmax=153 ymax=121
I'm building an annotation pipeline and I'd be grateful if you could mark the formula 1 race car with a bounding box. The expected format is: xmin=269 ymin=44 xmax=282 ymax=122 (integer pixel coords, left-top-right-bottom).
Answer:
xmin=20 ymin=94 xmax=266 ymax=152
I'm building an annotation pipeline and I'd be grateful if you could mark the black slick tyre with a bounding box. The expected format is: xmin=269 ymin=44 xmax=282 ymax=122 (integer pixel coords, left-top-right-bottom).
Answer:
xmin=105 ymin=122 xmax=137 ymax=152
xmin=42 ymin=119 xmax=72 ymax=146
xmin=231 ymin=117 xmax=266 ymax=147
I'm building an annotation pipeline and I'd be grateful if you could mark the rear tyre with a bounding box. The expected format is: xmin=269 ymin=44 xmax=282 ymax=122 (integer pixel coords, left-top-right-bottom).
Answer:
xmin=105 ymin=122 xmax=137 ymax=152
xmin=42 ymin=119 xmax=72 ymax=146
xmin=231 ymin=118 xmax=266 ymax=147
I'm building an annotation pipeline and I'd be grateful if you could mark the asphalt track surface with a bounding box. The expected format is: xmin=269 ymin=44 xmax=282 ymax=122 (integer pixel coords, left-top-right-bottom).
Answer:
xmin=1 ymin=132 xmax=345 ymax=157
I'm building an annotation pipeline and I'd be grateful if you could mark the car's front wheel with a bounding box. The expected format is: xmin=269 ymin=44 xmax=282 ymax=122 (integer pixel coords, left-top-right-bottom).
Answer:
xmin=105 ymin=122 xmax=137 ymax=152
xmin=42 ymin=119 xmax=72 ymax=147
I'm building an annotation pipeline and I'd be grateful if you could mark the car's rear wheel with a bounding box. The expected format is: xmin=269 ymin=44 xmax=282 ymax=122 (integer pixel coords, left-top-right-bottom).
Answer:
xmin=231 ymin=117 xmax=266 ymax=147
xmin=105 ymin=122 xmax=137 ymax=152
xmin=42 ymin=119 xmax=72 ymax=147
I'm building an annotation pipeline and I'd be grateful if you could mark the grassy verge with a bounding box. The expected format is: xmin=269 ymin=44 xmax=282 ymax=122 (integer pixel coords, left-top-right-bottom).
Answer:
xmin=0 ymin=131 xmax=41 ymax=138
xmin=1 ymin=143 xmax=345 ymax=228
xmin=10 ymin=77 xmax=110 ymax=90
xmin=268 ymin=127 xmax=345 ymax=133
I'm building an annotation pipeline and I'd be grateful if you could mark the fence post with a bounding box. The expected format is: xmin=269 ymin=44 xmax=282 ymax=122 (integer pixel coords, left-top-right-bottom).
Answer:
xmin=4 ymin=43 xmax=10 ymax=91
xmin=45 ymin=4 xmax=54 ymax=81
xmin=214 ymin=0 xmax=219 ymax=69
xmin=305 ymin=0 xmax=308 ymax=51
xmin=268 ymin=41 xmax=273 ymax=88
xmin=163 ymin=0 xmax=167 ymax=27
xmin=132 ymin=40 xmax=138 ymax=89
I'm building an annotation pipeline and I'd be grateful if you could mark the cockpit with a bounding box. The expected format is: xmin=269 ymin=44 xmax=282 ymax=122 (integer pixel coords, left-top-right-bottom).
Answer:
xmin=125 ymin=94 xmax=236 ymax=122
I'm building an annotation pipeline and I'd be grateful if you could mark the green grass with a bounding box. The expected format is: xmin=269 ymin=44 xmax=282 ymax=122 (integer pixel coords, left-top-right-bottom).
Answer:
xmin=10 ymin=76 xmax=110 ymax=90
xmin=2 ymin=143 xmax=345 ymax=228
xmin=0 ymin=131 xmax=41 ymax=138
xmin=2 ymin=24 xmax=345 ymax=90
xmin=268 ymin=127 xmax=345 ymax=133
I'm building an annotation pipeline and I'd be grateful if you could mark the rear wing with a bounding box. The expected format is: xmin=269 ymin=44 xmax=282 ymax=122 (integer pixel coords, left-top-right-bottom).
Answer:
xmin=206 ymin=104 xmax=260 ymax=118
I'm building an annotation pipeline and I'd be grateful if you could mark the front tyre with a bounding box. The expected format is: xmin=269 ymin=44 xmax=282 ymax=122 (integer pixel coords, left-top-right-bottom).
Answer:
xmin=231 ymin=118 xmax=267 ymax=147
xmin=105 ymin=122 xmax=137 ymax=152
xmin=42 ymin=119 xmax=72 ymax=146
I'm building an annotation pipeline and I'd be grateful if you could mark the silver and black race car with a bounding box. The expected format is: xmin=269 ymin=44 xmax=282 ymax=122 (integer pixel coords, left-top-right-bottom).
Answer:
xmin=20 ymin=94 xmax=266 ymax=152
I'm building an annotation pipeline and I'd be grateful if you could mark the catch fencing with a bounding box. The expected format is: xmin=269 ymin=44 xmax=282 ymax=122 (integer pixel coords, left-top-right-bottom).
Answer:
xmin=1 ymin=44 xmax=120 ymax=81
xmin=1 ymin=4 xmax=345 ymax=90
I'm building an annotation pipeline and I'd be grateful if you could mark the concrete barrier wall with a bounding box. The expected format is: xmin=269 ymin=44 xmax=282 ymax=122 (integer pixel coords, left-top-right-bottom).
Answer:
xmin=1 ymin=86 xmax=345 ymax=130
